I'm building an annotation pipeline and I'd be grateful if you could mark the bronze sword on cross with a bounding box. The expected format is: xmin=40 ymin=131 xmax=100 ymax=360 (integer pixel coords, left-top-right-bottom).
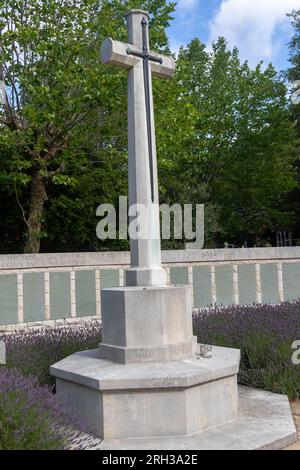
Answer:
xmin=126 ymin=17 xmax=163 ymax=201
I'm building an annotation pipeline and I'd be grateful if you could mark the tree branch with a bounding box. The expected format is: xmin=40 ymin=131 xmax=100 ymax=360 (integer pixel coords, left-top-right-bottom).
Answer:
xmin=14 ymin=180 xmax=30 ymax=228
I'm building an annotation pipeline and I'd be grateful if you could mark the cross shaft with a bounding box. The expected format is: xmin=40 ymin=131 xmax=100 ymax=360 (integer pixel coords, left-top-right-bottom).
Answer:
xmin=100 ymin=10 xmax=175 ymax=287
xmin=126 ymin=16 xmax=162 ymax=201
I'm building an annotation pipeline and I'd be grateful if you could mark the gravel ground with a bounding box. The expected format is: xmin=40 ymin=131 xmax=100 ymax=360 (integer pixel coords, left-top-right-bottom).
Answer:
xmin=284 ymin=400 xmax=300 ymax=451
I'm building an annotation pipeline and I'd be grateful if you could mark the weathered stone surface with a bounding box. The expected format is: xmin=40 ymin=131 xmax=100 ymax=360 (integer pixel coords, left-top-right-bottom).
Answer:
xmin=98 ymin=338 xmax=197 ymax=364
xmin=1 ymin=247 xmax=300 ymax=271
xmin=100 ymin=10 xmax=175 ymax=287
xmin=100 ymin=38 xmax=175 ymax=79
xmin=99 ymin=285 xmax=194 ymax=363
xmin=51 ymin=345 xmax=240 ymax=391
xmin=51 ymin=345 xmax=240 ymax=440
xmin=97 ymin=387 xmax=297 ymax=450
xmin=125 ymin=267 xmax=168 ymax=288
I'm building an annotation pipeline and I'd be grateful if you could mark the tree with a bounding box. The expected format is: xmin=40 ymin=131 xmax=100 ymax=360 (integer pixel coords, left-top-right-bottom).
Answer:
xmin=285 ymin=9 xmax=300 ymax=245
xmin=157 ymin=38 xmax=295 ymax=247
xmin=0 ymin=0 xmax=175 ymax=253
xmin=0 ymin=2 xmax=295 ymax=253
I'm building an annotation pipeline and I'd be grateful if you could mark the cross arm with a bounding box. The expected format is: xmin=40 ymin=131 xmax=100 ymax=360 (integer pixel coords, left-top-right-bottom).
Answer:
xmin=150 ymin=52 xmax=175 ymax=79
xmin=101 ymin=38 xmax=139 ymax=69
xmin=101 ymin=38 xmax=175 ymax=79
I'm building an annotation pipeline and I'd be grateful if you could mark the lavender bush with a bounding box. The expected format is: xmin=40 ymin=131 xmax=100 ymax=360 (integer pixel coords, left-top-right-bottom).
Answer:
xmin=1 ymin=302 xmax=299 ymax=400
xmin=193 ymin=301 xmax=300 ymax=399
xmin=1 ymin=323 xmax=101 ymax=387
xmin=0 ymin=367 xmax=94 ymax=450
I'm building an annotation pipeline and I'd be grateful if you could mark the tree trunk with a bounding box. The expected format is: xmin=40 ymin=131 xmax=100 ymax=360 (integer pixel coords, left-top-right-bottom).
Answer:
xmin=24 ymin=170 xmax=48 ymax=253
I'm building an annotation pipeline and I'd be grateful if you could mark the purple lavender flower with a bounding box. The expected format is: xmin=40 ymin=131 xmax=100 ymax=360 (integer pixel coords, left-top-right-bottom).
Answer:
xmin=193 ymin=301 xmax=300 ymax=399
xmin=0 ymin=367 xmax=95 ymax=450
xmin=1 ymin=322 xmax=101 ymax=387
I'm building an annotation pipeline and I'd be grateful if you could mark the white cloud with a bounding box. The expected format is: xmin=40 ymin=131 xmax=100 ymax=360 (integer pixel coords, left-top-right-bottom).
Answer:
xmin=170 ymin=0 xmax=199 ymax=46
xmin=209 ymin=0 xmax=300 ymax=66
xmin=176 ymin=0 xmax=198 ymax=13
xmin=169 ymin=37 xmax=182 ymax=55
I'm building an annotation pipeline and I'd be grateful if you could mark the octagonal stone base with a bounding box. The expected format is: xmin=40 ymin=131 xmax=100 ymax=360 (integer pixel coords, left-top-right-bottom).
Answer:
xmin=97 ymin=387 xmax=297 ymax=450
xmin=51 ymin=345 xmax=240 ymax=440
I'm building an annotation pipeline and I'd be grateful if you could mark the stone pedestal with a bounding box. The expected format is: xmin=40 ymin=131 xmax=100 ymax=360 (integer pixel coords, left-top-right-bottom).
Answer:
xmin=51 ymin=284 xmax=241 ymax=442
xmin=99 ymin=285 xmax=196 ymax=363
xmin=51 ymin=345 xmax=240 ymax=440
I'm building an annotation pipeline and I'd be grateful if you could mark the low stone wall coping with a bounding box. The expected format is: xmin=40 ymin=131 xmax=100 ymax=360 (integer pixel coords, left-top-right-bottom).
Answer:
xmin=0 ymin=247 xmax=300 ymax=270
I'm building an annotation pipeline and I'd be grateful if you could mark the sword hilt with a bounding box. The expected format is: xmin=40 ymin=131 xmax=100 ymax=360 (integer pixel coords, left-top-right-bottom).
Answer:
xmin=126 ymin=47 xmax=163 ymax=64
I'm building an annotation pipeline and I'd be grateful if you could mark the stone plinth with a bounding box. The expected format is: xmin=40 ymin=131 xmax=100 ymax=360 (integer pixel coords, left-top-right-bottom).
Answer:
xmin=98 ymin=387 xmax=297 ymax=450
xmin=125 ymin=266 xmax=168 ymax=288
xmin=99 ymin=285 xmax=196 ymax=363
xmin=51 ymin=345 xmax=240 ymax=440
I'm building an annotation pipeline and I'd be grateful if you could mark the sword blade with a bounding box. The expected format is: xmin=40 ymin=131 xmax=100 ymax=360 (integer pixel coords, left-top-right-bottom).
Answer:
xmin=143 ymin=55 xmax=155 ymax=202
xmin=141 ymin=18 xmax=155 ymax=203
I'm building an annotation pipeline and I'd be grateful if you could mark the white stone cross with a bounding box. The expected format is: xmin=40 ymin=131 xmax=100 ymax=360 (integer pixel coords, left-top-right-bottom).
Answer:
xmin=101 ymin=9 xmax=175 ymax=287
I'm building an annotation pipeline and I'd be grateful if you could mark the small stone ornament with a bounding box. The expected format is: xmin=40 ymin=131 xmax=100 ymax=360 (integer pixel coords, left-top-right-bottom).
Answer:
xmin=200 ymin=344 xmax=213 ymax=358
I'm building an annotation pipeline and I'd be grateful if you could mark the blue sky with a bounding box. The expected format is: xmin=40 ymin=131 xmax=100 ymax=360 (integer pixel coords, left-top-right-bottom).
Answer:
xmin=167 ymin=0 xmax=300 ymax=72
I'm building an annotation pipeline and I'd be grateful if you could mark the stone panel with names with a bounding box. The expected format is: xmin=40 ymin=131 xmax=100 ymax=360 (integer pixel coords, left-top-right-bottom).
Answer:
xmin=238 ymin=264 xmax=257 ymax=305
xmin=0 ymin=275 xmax=18 ymax=325
xmin=215 ymin=265 xmax=234 ymax=306
xmin=23 ymin=272 xmax=45 ymax=322
xmin=50 ymin=272 xmax=72 ymax=320
xmin=192 ymin=266 xmax=212 ymax=308
xmin=260 ymin=263 xmax=280 ymax=304
xmin=170 ymin=267 xmax=189 ymax=285
xmin=100 ymin=269 xmax=120 ymax=289
xmin=282 ymin=263 xmax=300 ymax=301
xmin=75 ymin=271 xmax=96 ymax=317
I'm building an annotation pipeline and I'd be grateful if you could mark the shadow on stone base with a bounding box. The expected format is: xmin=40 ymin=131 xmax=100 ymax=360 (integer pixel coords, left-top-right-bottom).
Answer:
xmin=51 ymin=345 xmax=240 ymax=440
xmin=97 ymin=387 xmax=298 ymax=450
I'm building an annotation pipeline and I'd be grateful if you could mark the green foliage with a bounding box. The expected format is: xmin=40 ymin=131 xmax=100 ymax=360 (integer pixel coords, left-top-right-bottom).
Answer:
xmin=0 ymin=367 xmax=90 ymax=449
xmin=285 ymin=9 xmax=300 ymax=245
xmin=157 ymin=38 xmax=295 ymax=247
xmin=287 ymin=9 xmax=300 ymax=84
xmin=0 ymin=390 xmax=62 ymax=450
xmin=0 ymin=0 xmax=175 ymax=252
xmin=0 ymin=0 xmax=297 ymax=252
